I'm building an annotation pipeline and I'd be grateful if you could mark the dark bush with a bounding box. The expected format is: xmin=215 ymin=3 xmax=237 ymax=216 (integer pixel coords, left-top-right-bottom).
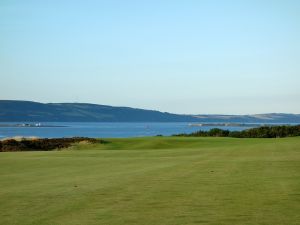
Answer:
xmin=0 ymin=137 xmax=103 ymax=152
xmin=1 ymin=139 xmax=23 ymax=151
xmin=208 ymin=128 xmax=229 ymax=137
xmin=173 ymin=125 xmax=300 ymax=138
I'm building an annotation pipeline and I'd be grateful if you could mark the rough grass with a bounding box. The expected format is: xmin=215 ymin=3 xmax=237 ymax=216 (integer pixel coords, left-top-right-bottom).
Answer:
xmin=0 ymin=137 xmax=300 ymax=225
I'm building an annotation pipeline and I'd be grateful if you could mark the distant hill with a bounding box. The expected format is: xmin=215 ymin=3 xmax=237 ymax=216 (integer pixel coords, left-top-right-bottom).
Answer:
xmin=193 ymin=114 xmax=300 ymax=123
xmin=0 ymin=100 xmax=300 ymax=123
xmin=0 ymin=100 xmax=198 ymax=122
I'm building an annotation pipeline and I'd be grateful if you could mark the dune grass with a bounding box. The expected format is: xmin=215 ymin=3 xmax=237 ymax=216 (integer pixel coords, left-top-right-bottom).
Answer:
xmin=0 ymin=137 xmax=300 ymax=225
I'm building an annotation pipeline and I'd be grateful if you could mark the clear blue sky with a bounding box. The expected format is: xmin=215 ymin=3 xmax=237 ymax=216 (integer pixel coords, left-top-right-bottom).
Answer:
xmin=1 ymin=0 xmax=299 ymax=114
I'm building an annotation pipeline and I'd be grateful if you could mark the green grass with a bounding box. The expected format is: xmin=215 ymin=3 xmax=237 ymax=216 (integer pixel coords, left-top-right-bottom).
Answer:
xmin=1 ymin=137 xmax=300 ymax=225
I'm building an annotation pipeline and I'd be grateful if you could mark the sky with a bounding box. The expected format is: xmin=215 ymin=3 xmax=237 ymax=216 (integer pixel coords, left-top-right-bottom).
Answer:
xmin=1 ymin=0 xmax=300 ymax=114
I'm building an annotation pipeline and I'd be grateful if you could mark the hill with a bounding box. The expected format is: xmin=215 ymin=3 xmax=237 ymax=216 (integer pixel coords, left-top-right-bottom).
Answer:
xmin=1 ymin=100 xmax=300 ymax=123
xmin=194 ymin=113 xmax=300 ymax=123
xmin=0 ymin=100 xmax=198 ymax=122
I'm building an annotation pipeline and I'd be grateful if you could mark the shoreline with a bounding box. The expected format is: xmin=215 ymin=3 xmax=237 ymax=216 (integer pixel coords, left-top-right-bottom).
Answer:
xmin=0 ymin=123 xmax=67 ymax=128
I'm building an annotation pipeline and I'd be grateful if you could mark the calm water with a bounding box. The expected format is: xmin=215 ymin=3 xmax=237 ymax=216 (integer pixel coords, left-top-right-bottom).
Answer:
xmin=0 ymin=122 xmax=256 ymax=138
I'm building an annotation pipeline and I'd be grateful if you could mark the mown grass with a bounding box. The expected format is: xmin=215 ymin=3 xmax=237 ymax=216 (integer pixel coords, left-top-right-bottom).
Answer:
xmin=0 ymin=137 xmax=300 ymax=225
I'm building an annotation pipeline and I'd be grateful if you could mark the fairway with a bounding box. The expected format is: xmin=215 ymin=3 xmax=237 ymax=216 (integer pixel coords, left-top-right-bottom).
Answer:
xmin=1 ymin=137 xmax=300 ymax=225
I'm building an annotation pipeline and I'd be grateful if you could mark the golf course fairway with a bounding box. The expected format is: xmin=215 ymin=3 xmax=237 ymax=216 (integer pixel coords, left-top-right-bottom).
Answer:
xmin=1 ymin=137 xmax=300 ymax=225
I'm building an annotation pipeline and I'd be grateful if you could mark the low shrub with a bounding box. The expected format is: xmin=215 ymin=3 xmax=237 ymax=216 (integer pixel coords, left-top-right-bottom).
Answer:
xmin=174 ymin=125 xmax=300 ymax=138
xmin=0 ymin=137 xmax=104 ymax=152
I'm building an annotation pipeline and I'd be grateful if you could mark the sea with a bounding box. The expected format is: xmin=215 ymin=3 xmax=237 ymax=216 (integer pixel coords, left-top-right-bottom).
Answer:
xmin=0 ymin=122 xmax=270 ymax=139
